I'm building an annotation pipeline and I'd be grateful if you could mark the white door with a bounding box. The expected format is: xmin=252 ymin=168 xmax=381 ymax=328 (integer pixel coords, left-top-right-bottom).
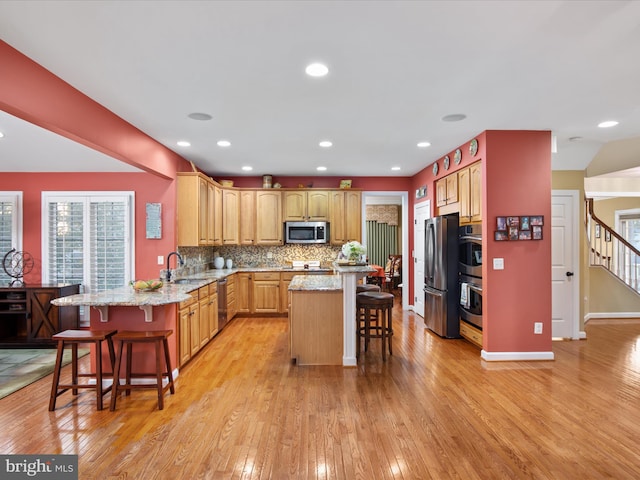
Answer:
xmin=551 ymin=191 xmax=579 ymax=339
xmin=413 ymin=201 xmax=430 ymax=318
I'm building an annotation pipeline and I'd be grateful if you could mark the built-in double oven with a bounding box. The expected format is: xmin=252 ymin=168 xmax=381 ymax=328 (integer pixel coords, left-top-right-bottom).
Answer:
xmin=458 ymin=224 xmax=483 ymax=330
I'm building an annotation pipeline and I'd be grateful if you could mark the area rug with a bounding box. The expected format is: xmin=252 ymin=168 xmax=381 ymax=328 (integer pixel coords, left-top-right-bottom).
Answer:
xmin=0 ymin=348 xmax=89 ymax=400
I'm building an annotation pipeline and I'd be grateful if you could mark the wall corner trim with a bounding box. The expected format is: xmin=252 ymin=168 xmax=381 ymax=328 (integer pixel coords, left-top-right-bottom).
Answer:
xmin=481 ymin=350 xmax=555 ymax=362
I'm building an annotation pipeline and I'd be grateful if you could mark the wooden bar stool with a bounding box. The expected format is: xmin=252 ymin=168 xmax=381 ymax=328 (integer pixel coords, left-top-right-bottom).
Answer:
xmin=356 ymin=291 xmax=394 ymax=361
xmin=49 ymin=329 xmax=117 ymax=411
xmin=109 ymin=330 xmax=175 ymax=411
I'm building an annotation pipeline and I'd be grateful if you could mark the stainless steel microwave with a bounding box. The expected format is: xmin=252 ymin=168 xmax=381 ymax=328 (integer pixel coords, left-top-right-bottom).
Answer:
xmin=284 ymin=221 xmax=329 ymax=244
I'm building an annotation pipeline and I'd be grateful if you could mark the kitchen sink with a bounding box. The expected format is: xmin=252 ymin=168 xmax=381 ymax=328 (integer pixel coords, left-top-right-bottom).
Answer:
xmin=173 ymin=278 xmax=208 ymax=284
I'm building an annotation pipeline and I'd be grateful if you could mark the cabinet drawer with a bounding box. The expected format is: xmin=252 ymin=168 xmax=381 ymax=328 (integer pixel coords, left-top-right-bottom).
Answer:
xmin=253 ymin=272 xmax=280 ymax=281
xmin=460 ymin=320 xmax=482 ymax=348
xmin=208 ymin=282 xmax=217 ymax=295
xmin=281 ymin=271 xmax=303 ymax=281
xmin=198 ymin=286 xmax=209 ymax=300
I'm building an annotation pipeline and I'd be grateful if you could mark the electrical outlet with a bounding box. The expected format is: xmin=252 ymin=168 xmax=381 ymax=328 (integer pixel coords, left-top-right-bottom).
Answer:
xmin=157 ymin=255 xmax=164 ymax=265
xmin=534 ymin=322 xmax=543 ymax=334
xmin=267 ymin=252 xmax=273 ymax=259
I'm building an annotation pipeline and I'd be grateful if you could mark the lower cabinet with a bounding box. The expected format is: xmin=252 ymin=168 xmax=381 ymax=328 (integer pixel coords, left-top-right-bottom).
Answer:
xmin=178 ymin=282 xmax=220 ymax=367
xmin=252 ymin=272 xmax=280 ymax=313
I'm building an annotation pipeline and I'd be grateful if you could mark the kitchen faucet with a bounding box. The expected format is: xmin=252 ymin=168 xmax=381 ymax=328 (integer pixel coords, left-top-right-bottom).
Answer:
xmin=165 ymin=251 xmax=184 ymax=282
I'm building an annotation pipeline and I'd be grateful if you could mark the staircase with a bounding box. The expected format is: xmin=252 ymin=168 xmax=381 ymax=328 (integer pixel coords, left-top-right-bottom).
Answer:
xmin=585 ymin=198 xmax=640 ymax=293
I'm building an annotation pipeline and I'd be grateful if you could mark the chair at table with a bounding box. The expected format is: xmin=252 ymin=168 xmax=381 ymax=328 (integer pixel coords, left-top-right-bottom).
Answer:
xmin=384 ymin=255 xmax=402 ymax=293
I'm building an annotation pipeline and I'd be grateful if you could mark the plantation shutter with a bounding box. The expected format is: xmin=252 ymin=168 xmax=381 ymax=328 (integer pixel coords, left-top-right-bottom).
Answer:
xmin=43 ymin=192 xmax=134 ymax=325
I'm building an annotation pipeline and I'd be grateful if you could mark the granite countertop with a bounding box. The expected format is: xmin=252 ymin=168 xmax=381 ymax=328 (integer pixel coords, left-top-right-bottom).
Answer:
xmin=288 ymin=274 xmax=342 ymax=291
xmin=51 ymin=263 xmax=373 ymax=307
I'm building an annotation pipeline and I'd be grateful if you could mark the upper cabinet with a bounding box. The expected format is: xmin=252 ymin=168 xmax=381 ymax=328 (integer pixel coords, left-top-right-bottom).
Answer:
xmin=435 ymin=161 xmax=482 ymax=224
xmin=283 ymin=190 xmax=329 ymax=222
xmin=329 ymin=190 xmax=361 ymax=244
xmin=239 ymin=190 xmax=256 ymax=245
xmin=222 ymin=189 xmax=240 ymax=245
xmin=256 ymin=190 xmax=283 ymax=245
xmin=177 ymin=173 xmax=215 ymax=246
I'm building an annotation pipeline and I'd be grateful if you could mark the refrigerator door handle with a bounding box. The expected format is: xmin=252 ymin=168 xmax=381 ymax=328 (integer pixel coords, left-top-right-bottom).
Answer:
xmin=424 ymin=285 xmax=445 ymax=297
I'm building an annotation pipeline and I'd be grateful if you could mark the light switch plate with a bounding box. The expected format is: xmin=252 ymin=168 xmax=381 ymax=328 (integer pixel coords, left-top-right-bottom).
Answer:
xmin=157 ymin=256 xmax=164 ymax=265
xmin=493 ymin=258 xmax=504 ymax=270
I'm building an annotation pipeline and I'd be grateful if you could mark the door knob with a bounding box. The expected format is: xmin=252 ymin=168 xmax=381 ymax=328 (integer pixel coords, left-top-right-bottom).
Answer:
xmin=566 ymin=271 xmax=574 ymax=277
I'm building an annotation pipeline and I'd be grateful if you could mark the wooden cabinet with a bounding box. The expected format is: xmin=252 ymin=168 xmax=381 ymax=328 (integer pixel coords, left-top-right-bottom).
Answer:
xmin=252 ymin=272 xmax=280 ymax=313
xmin=329 ymin=190 xmax=362 ymax=245
xmin=222 ymin=189 xmax=240 ymax=245
xmin=226 ymin=274 xmax=237 ymax=320
xmin=255 ymin=190 xmax=283 ymax=245
xmin=289 ymin=289 xmax=343 ymax=365
xmin=460 ymin=320 xmax=482 ymax=348
xmin=207 ymin=282 xmax=219 ymax=338
xmin=236 ymin=272 xmax=252 ymax=314
xmin=436 ymin=173 xmax=458 ymax=208
xmin=0 ymin=284 xmax=79 ymax=346
xmin=458 ymin=161 xmax=482 ymax=224
xmin=212 ymin=183 xmax=223 ymax=245
xmin=283 ymin=190 xmax=329 ymax=222
xmin=178 ymin=290 xmax=199 ymax=366
xmin=280 ymin=271 xmax=297 ymax=314
xmin=198 ymin=286 xmax=211 ymax=348
xmin=239 ymin=190 xmax=256 ymax=245
xmin=177 ymin=173 xmax=214 ymax=246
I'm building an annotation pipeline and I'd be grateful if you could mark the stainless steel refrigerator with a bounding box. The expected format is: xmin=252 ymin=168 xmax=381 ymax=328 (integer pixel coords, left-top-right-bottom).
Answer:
xmin=424 ymin=213 xmax=460 ymax=338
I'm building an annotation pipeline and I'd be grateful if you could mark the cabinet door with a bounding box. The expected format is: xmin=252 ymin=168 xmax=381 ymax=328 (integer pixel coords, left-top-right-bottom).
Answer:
xmin=190 ymin=303 xmax=200 ymax=357
xmin=445 ymin=174 xmax=458 ymax=204
xmin=240 ymin=190 xmax=256 ymax=245
xmin=213 ymin=184 xmax=223 ymax=245
xmin=470 ymin=162 xmax=482 ymax=222
xmin=253 ymin=281 xmax=280 ymax=313
xmin=198 ymin=177 xmax=210 ymax=245
xmin=256 ymin=190 xmax=283 ymax=244
xmin=435 ymin=178 xmax=448 ymax=207
xmin=222 ymin=189 xmax=240 ymax=244
xmin=283 ymin=191 xmax=306 ymax=221
xmin=329 ymin=191 xmax=346 ymax=244
xmin=199 ymin=296 xmax=210 ymax=348
xmin=307 ymin=191 xmax=329 ymax=221
xmin=236 ymin=273 xmax=252 ymax=314
xmin=179 ymin=306 xmax=191 ymax=366
xmin=209 ymin=292 xmax=219 ymax=338
xmin=27 ymin=289 xmax=63 ymax=342
xmin=458 ymin=167 xmax=471 ymax=223
xmin=177 ymin=174 xmax=203 ymax=246
xmin=344 ymin=190 xmax=362 ymax=243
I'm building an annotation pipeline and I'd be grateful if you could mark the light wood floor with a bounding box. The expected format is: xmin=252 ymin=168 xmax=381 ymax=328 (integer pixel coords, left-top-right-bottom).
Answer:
xmin=1 ymin=307 xmax=640 ymax=479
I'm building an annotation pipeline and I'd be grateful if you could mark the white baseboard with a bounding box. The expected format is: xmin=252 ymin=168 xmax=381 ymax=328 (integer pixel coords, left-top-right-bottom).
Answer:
xmin=584 ymin=312 xmax=640 ymax=323
xmin=481 ymin=350 xmax=555 ymax=362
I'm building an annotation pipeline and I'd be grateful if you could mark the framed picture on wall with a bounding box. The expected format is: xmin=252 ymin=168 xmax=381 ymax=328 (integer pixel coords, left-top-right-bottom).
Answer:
xmin=495 ymin=231 xmax=508 ymax=241
xmin=520 ymin=216 xmax=530 ymax=230
xmin=508 ymin=226 xmax=519 ymax=240
xmin=496 ymin=216 xmax=507 ymax=231
xmin=530 ymin=215 xmax=544 ymax=226
xmin=532 ymin=225 xmax=543 ymax=240
xmin=519 ymin=230 xmax=532 ymax=240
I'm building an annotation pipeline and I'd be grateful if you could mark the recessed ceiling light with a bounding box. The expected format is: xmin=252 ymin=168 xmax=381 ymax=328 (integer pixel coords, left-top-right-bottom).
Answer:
xmin=317 ymin=166 xmax=327 ymax=171
xmin=568 ymin=136 xmax=583 ymax=142
xmin=242 ymin=166 xmax=253 ymax=171
xmin=417 ymin=142 xmax=431 ymax=148
xmin=176 ymin=140 xmax=191 ymax=147
xmin=442 ymin=114 xmax=467 ymax=122
xmin=187 ymin=112 xmax=212 ymax=121
xmin=305 ymin=63 xmax=329 ymax=77
xmin=598 ymin=120 xmax=619 ymax=128
xmin=217 ymin=140 xmax=231 ymax=147
xmin=391 ymin=166 xmax=401 ymax=171
xmin=319 ymin=140 xmax=332 ymax=148
xmin=0 ymin=131 xmax=4 ymax=138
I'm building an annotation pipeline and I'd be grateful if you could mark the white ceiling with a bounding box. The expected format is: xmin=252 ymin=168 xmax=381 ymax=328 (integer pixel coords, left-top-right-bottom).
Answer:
xmin=1 ymin=0 xmax=640 ymax=177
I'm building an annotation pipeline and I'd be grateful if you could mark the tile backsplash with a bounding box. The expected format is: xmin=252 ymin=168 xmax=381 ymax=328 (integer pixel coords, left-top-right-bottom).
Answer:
xmin=176 ymin=245 xmax=342 ymax=274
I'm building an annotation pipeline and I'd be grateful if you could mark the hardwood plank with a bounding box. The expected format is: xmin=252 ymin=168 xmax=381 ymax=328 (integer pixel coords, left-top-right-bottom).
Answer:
xmin=1 ymin=312 xmax=640 ymax=479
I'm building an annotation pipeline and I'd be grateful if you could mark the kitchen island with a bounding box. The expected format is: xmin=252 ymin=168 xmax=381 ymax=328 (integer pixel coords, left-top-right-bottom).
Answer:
xmin=289 ymin=263 xmax=374 ymax=366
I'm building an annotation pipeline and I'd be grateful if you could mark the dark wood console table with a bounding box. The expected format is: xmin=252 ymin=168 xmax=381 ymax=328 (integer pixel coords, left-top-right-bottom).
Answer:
xmin=0 ymin=284 xmax=80 ymax=347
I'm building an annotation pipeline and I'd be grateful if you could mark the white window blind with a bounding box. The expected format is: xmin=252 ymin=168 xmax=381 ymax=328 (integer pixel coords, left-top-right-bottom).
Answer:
xmin=43 ymin=192 xmax=134 ymax=325
xmin=0 ymin=193 xmax=23 ymax=286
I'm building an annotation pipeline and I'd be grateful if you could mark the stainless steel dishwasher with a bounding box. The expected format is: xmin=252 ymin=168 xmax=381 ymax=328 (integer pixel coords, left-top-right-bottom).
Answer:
xmin=217 ymin=277 xmax=228 ymax=331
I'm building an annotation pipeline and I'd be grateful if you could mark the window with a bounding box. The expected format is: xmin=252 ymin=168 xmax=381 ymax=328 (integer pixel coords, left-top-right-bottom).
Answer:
xmin=615 ymin=209 xmax=640 ymax=292
xmin=42 ymin=192 xmax=135 ymax=324
xmin=0 ymin=192 xmax=23 ymax=286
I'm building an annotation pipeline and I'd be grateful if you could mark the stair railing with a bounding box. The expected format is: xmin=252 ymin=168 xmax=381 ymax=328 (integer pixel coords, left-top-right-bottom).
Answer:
xmin=585 ymin=198 xmax=640 ymax=292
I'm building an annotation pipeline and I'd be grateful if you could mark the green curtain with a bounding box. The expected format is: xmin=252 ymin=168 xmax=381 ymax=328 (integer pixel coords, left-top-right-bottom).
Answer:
xmin=366 ymin=220 xmax=398 ymax=266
